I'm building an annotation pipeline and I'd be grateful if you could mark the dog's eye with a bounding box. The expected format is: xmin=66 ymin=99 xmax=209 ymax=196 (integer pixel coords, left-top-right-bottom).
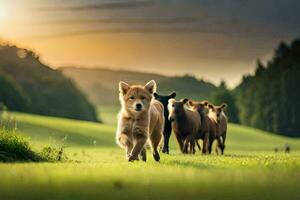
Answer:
xmin=172 ymin=104 xmax=175 ymax=107
xmin=129 ymin=96 xmax=135 ymax=100
xmin=140 ymin=96 xmax=146 ymax=100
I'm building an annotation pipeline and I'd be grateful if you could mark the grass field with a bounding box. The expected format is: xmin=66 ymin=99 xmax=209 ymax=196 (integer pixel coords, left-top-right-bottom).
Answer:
xmin=1 ymin=110 xmax=300 ymax=200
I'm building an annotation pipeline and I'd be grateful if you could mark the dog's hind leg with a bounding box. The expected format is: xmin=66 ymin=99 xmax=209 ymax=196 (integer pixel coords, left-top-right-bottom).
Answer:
xmin=150 ymin=124 xmax=163 ymax=162
xmin=151 ymin=141 xmax=160 ymax=162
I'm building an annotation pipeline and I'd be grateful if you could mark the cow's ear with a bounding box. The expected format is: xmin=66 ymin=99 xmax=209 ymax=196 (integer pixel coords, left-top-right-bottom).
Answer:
xmin=144 ymin=80 xmax=157 ymax=94
xmin=119 ymin=81 xmax=130 ymax=95
xmin=202 ymin=101 xmax=209 ymax=106
xmin=221 ymin=103 xmax=227 ymax=109
xmin=208 ymin=104 xmax=214 ymax=109
xmin=187 ymin=100 xmax=194 ymax=106
xmin=169 ymin=91 xmax=176 ymax=98
xmin=168 ymin=98 xmax=175 ymax=105
xmin=153 ymin=92 xmax=158 ymax=99
xmin=181 ymin=98 xmax=189 ymax=104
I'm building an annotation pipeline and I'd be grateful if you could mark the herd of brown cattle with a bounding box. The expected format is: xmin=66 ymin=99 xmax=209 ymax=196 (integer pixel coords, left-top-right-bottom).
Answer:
xmin=166 ymin=98 xmax=227 ymax=155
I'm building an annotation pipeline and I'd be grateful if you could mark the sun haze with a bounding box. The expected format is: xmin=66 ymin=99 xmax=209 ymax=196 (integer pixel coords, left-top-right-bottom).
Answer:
xmin=1 ymin=0 xmax=300 ymax=87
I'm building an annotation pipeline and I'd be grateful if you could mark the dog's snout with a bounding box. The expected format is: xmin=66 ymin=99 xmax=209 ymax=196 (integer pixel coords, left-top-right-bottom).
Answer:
xmin=136 ymin=103 xmax=142 ymax=110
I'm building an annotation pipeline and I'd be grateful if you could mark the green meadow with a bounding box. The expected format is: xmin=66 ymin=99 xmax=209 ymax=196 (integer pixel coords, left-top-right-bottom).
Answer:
xmin=1 ymin=110 xmax=300 ymax=200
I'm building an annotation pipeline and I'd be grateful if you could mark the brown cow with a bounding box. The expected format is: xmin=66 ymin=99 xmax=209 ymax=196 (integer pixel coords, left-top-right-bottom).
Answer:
xmin=168 ymin=98 xmax=201 ymax=154
xmin=186 ymin=100 xmax=215 ymax=154
xmin=207 ymin=103 xmax=228 ymax=155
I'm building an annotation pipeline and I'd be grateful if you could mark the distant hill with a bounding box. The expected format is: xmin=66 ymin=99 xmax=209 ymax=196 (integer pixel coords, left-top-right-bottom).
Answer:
xmin=61 ymin=67 xmax=217 ymax=106
xmin=0 ymin=44 xmax=98 ymax=122
xmin=0 ymin=72 xmax=29 ymax=112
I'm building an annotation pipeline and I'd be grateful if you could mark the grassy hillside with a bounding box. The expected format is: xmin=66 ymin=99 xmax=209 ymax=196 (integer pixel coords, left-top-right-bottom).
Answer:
xmin=0 ymin=44 xmax=98 ymax=122
xmin=9 ymin=111 xmax=300 ymax=152
xmin=1 ymin=111 xmax=300 ymax=200
xmin=61 ymin=67 xmax=217 ymax=106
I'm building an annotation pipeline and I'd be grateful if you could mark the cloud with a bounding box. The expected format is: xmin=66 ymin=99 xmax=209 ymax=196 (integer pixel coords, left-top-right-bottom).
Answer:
xmin=22 ymin=28 xmax=208 ymax=40
xmin=21 ymin=26 xmax=272 ymax=41
xmin=34 ymin=17 xmax=198 ymax=25
xmin=35 ymin=0 xmax=155 ymax=11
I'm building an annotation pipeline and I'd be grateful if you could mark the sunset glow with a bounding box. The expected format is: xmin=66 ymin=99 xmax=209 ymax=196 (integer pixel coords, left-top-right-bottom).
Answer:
xmin=0 ymin=6 xmax=7 ymax=21
xmin=1 ymin=0 xmax=299 ymax=87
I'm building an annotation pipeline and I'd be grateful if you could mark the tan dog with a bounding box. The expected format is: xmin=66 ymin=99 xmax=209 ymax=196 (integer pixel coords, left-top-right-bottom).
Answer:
xmin=116 ymin=80 xmax=164 ymax=162
xmin=207 ymin=103 xmax=228 ymax=155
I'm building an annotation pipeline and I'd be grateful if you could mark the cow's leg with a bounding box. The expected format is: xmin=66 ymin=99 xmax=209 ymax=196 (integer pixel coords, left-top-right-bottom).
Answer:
xmin=202 ymin=133 xmax=210 ymax=154
xmin=196 ymin=140 xmax=201 ymax=152
xmin=162 ymin=125 xmax=172 ymax=154
xmin=139 ymin=147 xmax=147 ymax=161
xmin=175 ymin=133 xmax=184 ymax=153
xmin=208 ymin=137 xmax=214 ymax=154
xmin=182 ymin=138 xmax=189 ymax=154
xmin=216 ymin=137 xmax=223 ymax=155
xmin=221 ymin=132 xmax=227 ymax=155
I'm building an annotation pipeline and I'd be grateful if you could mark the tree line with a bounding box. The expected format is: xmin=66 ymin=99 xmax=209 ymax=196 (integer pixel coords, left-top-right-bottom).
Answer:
xmin=234 ymin=38 xmax=300 ymax=137
xmin=211 ymin=38 xmax=300 ymax=137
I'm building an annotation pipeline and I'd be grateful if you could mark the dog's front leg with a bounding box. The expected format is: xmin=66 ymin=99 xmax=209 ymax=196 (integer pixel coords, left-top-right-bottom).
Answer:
xmin=128 ymin=127 xmax=147 ymax=162
xmin=118 ymin=133 xmax=133 ymax=159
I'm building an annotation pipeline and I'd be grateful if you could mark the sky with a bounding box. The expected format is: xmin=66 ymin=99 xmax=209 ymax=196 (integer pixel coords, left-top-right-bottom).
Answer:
xmin=0 ymin=0 xmax=299 ymax=87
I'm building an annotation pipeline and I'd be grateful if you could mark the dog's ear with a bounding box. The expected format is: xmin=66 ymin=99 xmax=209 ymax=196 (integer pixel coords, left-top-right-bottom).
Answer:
xmin=221 ymin=103 xmax=227 ymax=109
xmin=169 ymin=91 xmax=176 ymax=99
xmin=153 ymin=92 xmax=159 ymax=99
xmin=180 ymin=98 xmax=189 ymax=104
xmin=119 ymin=81 xmax=130 ymax=95
xmin=144 ymin=80 xmax=157 ymax=94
